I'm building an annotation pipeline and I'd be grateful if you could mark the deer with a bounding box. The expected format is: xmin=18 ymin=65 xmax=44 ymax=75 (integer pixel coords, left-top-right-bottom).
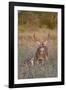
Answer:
xmin=29 ymin=32 xmax=50 ymax=65
xmin=24 ymin=32 xmax=50 ymax=66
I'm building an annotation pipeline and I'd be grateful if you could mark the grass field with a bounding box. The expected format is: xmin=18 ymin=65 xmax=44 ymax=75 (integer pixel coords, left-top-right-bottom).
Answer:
xmin=18 ymin=27 xmax=57 ymax=79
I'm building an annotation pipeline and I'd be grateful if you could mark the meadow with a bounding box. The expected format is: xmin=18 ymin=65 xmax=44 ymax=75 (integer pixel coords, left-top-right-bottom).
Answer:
xmin=18 ymin=27 xmax=57 ymax=79
xmin=18 ymin=11 xmax=57 ymax=79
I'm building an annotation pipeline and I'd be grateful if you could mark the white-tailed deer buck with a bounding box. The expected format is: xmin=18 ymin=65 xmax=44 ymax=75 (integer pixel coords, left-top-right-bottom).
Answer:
xmin=24 ymin=32 xmax=50 ymax=66
xmin=33 ymin=32 xmax=50 ymax=65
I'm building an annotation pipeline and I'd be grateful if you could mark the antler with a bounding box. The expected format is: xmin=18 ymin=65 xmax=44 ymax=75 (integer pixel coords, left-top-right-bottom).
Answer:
xmin=43 ymin=32 xmax=50 ymax=46
xmin=33 ymin=32 xmax=40 ymax=42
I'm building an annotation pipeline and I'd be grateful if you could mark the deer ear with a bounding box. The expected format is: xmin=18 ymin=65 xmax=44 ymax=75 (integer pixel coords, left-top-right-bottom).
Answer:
xmin=44 ymin=40 xmax=48 ymax=46
xmin=36 ymin=41 xmax=41 ymax=45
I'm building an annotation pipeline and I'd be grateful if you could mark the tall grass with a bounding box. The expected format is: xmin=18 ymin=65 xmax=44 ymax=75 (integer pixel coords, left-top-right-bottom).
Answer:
xmin=18 ymin=27 xmax=57 ymax=79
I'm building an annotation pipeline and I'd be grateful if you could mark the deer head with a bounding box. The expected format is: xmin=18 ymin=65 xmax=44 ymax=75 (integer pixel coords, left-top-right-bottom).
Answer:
xmin=33 ymin=32 xmax=50 ymax=47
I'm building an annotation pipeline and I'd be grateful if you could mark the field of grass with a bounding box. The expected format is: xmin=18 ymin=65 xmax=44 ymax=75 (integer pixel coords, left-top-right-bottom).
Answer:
xmin=18 ymin=27 xmax=57 ymax=79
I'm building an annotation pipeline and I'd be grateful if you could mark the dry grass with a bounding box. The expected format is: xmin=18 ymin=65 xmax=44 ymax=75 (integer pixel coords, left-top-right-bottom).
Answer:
xmin=18 ymin=28 xmax=57 ymax=79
